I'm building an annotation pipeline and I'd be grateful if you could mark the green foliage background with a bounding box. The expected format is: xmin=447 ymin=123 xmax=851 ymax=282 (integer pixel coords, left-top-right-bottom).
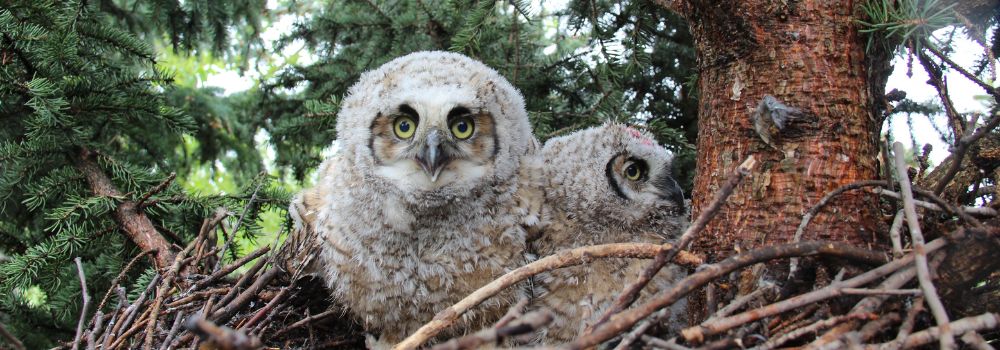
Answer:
xmin=0 ymin=0 xmax=699 ymax=346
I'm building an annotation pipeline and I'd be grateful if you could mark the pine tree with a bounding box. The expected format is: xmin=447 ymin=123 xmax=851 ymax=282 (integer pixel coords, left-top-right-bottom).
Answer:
xmin=0 ymin=1 xmax=273 ymax=347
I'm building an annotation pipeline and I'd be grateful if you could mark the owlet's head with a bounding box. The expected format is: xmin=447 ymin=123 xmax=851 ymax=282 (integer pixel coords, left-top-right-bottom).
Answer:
xmin=335 ymin=51 xmax=533 ymax=204
xmin=541 ymin=123 xmax=687 ymax=240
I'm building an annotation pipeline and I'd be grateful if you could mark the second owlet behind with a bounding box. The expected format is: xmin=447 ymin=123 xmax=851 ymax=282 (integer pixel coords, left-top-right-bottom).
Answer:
xmin=526 ymin=123 xmax=689 ymax=342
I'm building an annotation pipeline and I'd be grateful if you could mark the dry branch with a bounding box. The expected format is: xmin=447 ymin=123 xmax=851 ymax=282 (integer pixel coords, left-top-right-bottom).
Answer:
xmin=570 ymin=241 xmax=886 ymax=349
xmin=865 ymin=313 xmax=1000 ymax=349
xmin=893 ymin=141 xmax=955 ymax=350
xmin=393 ymin=242 xmax=703 ymax=350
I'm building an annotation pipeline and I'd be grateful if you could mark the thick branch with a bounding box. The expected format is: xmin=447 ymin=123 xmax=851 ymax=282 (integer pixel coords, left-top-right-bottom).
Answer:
xmin=75 ymin=150 xmax=173 ymax=268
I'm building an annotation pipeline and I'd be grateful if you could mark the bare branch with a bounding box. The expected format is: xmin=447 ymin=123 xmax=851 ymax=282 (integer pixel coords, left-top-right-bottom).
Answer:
xmin=865 ymin=313 xmax=1000 ymax=349
xmin=72 ymin=257 xmax=90 ymax=350
xmin=893 ymin=142 xmax=955 ymax=350
xmin=570 ymin=241 xmax=887 ymax=349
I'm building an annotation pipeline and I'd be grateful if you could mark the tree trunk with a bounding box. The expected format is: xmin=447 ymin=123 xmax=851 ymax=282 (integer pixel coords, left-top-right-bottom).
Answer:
xmin=668 ymin=0 xmax=890 ymax=317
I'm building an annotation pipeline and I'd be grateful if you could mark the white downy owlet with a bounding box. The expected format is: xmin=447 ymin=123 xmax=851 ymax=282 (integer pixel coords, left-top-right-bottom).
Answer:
xmin=287 ymin=51 xmax=538 ymax=344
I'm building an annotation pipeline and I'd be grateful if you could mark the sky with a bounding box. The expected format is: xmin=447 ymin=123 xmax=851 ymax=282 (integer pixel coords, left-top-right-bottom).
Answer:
xmin=204 ymin=7 xmax=995 ymax=166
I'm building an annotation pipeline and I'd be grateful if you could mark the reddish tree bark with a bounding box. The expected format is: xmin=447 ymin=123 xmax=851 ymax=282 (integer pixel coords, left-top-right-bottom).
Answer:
xmin=669 ymin=1 xmax=885 ymax=257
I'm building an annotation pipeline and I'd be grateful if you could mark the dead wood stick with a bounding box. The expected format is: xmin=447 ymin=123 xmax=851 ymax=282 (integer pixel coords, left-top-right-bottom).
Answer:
xmin=213 ymin=255 xmax=268 ymax=313
xmin=85 ymin=311 xmax=103 ymax=350
xmin=75 ymin=150 xmax=174 ymax=268
xmin=613 ymin=308 xmax=669 ymax=350
xmin=111 ymin=274 xmax=158 ymax=340
xmin=72 ymin=258 xmax=90 ymax=350
xmin=750 ymin=313 xmax=876 ymax=350
xmin=393 ymin=242 xmax=703 ymax=350
xmin=213 ymin=181 xmax=264 ymax=272
xmin=641 ymin=335 xmax=689 ymax=350
xmin=143 ymin=239 xmax=198 ymax=349
xmin=186 ymin=313 xmax=263 ymax=350
xmin=892 ymin=296 xmax=927 ymax=349
xmin=273 ymin=309 xmax=340 ymax=337
xmin=683 ymin=239 xmax=941 ymax=344
xmin=239 ymin=283 xmax=293 ymax=330
xmin=789 ymin=180 xmax=889 ymax=278
xmin=157 ymin=311 xmax=185 ymax=350
xmin=960 ymin=331 xmax=995 ymax=350
xmin=893 ymin=142 xmax=955 ymax=350
xmin=873 ymin=188 xmax=995 ymax=221
xmin=94 ymin=249 xmax=156 ymax=320
xmin=195 ymin=245 xmax=270 ymax=290
xmin=710 ymin=282 xmax=777 ymax=321
xmin=431 ymin=311 xmax=554 ymax=350
xmin=857 ymin=312 xmax=901 ymax=342
xmin=865 ymin=313 xmax=1000 ymax=349
xmin=590 ymin=155 xmax=757 ymax=333
xmin=164 ymin=287 xmax=230 ymax=308
xmin=569 ymin=241 xmax=886 ymax=349
xmin=108 ymin=317 xmax=150 ymax=350
xmin=98 ymin=287 xmax=127 ymax=350
xmin=210 ymin=266 xmax=282 ymax=324
xmin=0 ymin=321 xmax=26 ymax=350
xmin=840 ymin=288 xmax=921 ymax=296
xmin=889 ymin=209 xmax=906 ymax=259
xmin=494 ymin=298 xmax=530 ymax=329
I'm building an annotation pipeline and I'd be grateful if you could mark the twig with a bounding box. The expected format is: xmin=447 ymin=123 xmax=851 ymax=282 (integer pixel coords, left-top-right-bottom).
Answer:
xmin=194 ymin=245 xmax=270 ymax=290
xmin=393 ymin=242 xmax=703 ymax=350
xmin=750 ymin=313 xmax=875 ymax=350
xmin=710 ymin=282 xmax=777 ymax=320
xmin=213 ymin=254 xmax=268 ymax=312
xmin=839 ymin=288 xmax=921 ymax=296
xmin=137 ymin=172 xmax=175 ymax=208
xmin=642 ymin=335 xmax=691 ymax=350
xmin=923 ymin=41 xmax=998 ymax=97
xmin=210 ymin=266 xmax=282 ymax=324
xmin=570 ymin=241 xmax=887 ymax=349
xmin=213 ymin=181 xmax=264 ymax=272
xmin=86 ymin=311 xmax=103 ymax=350
xmin=889 ymin=209 xmax=906 ymax=259
xmin=430 ymin=311 xmax=554 ymax=350
xmin=144 ymin=240 xmax=198 ymax=349
xmin=494 ymin=298 xmax=530 ymax=329
xmin=94 ymin=250 xmax=156 ymax=320
xmin=892 ymin=296 xmax=926 ymax=349
xmin=590 ymin=155 xmax=757 ymax=333
xmin=613 ymin=308 xmax=670 ymax=350
xmin=99 ymin=287 xmax=127 ymax=349
xmin=0 ymin=321 xmax=26 ymax=350
xmin=865 ymin=313 xmax=1000 ymax=349
xmin=239 ymin=282 xmax=293 ymax=331
xmin=789 ymin=180 xmax=888 ymax=278
xmin=185 ymin=313 xmax=262 ymax=350
xmin=679 ymin=238 xmax=930 ymax=344
xmin=873 ymin=188 xmax=994 ymax=222
xmin=273 ymin=309 xmax=341 ymax=338
xmin=893 ymin=142 xmax=955 ymax=350
xmin=72 ymin=257 xmax=90 ymax=350
xmin=158 ymin=311 xmax=185 ymax=350
xmin=960 ymin=331 xmax=996 ymax=350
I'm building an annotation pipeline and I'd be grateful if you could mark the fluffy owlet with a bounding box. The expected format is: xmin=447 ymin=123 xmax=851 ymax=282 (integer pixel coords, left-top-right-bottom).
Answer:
xmin=526 ymin=123 xmax=688 ymax=342
xmin=288 ymin=51 xmax=537 ymax=343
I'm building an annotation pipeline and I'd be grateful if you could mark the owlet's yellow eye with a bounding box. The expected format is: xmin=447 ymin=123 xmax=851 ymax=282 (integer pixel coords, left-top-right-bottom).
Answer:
xmin=393 ymin=116 xmax=416 ymax=139
xmin=450 ymin=118 xmax=474 ymax=139
xmin=624 ymin=161 xmax=645 ymax=181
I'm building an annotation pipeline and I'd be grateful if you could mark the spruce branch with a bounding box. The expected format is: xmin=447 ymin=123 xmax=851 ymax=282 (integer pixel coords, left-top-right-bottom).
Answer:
xmin=75 ymin=148 xmax=174 ymax=269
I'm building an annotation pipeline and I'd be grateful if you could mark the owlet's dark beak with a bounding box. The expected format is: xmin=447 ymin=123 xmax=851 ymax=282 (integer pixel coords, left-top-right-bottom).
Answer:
xmin=415 ymin=129 xmax=451 ymax=182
